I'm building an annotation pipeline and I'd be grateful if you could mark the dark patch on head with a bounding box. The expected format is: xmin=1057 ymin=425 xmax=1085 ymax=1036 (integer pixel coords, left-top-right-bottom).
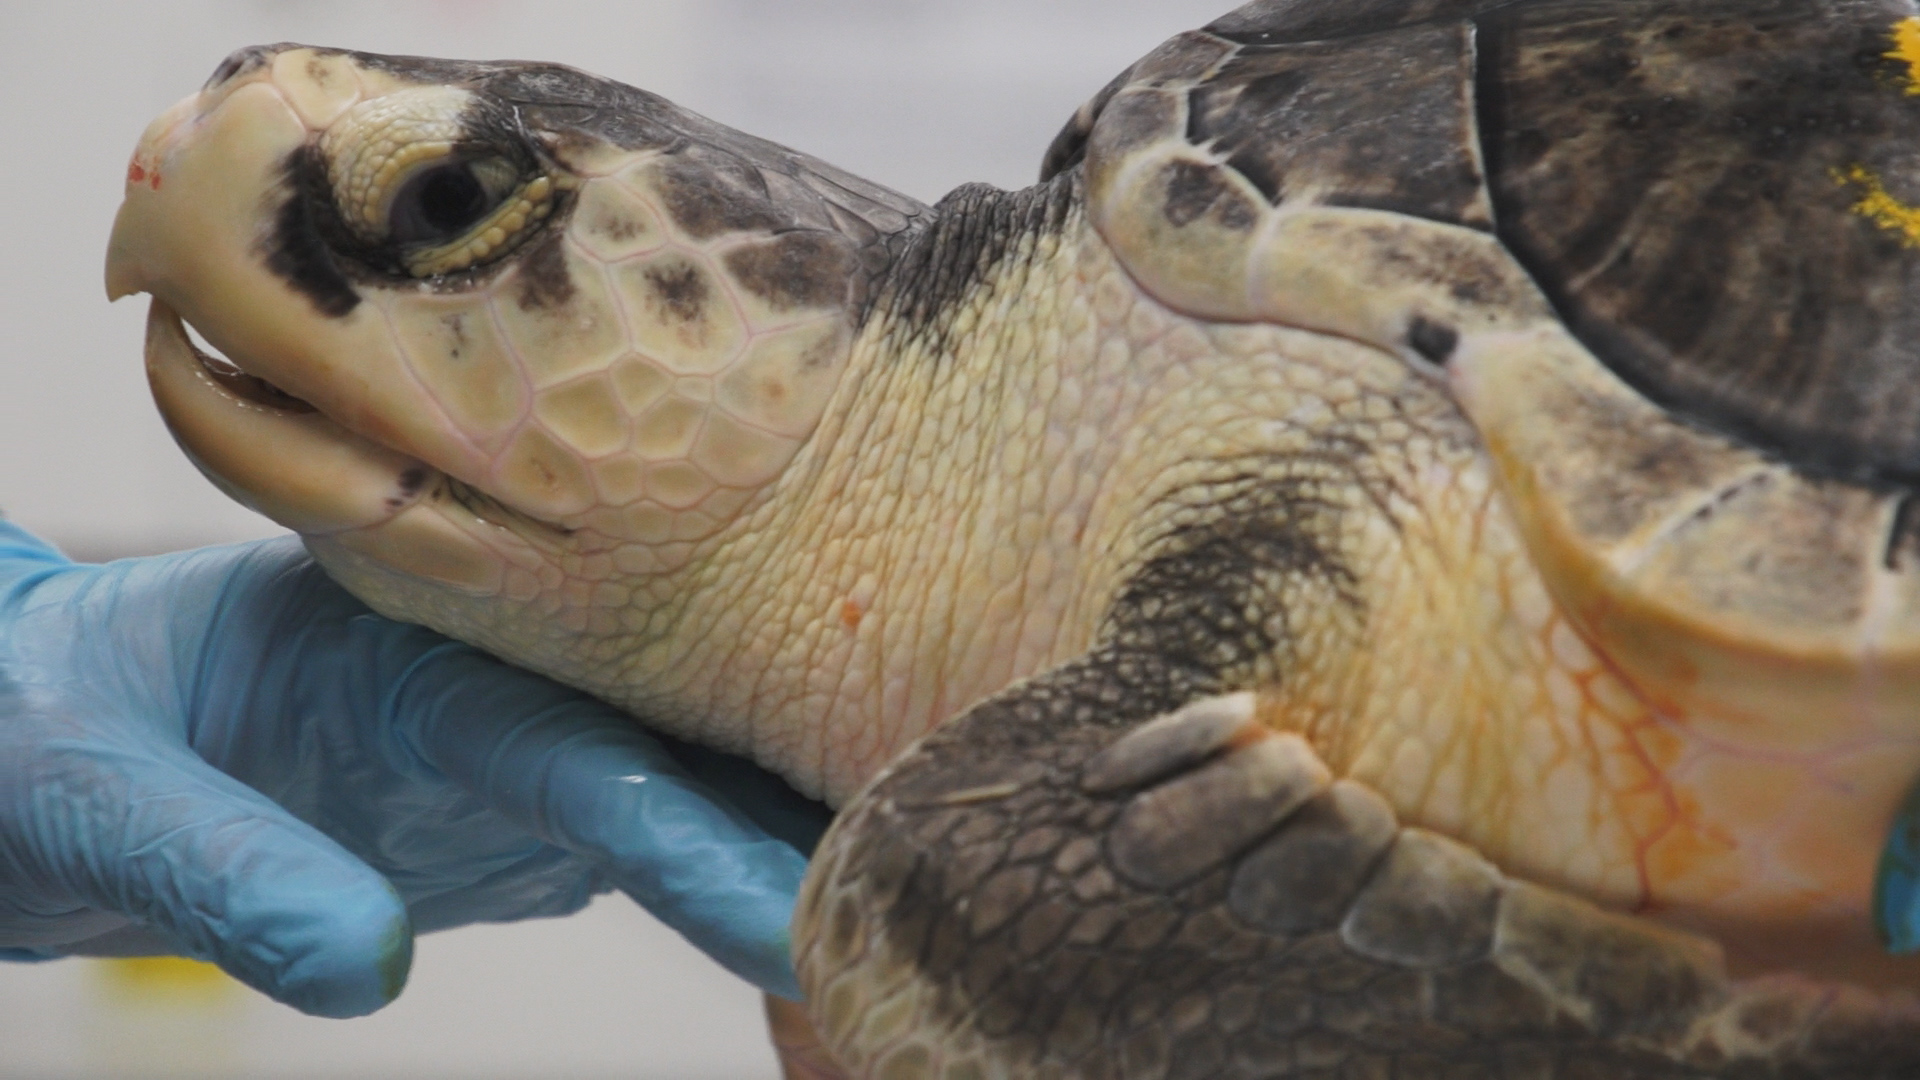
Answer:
xmin=1406 ymin=316 xmax=1459 ymax=365
xmin=1162 ymin=160 xmax=1220 ymax=226
xmin=870 ymin=172 xmax=1080 ymax=354
xmin=304 ymin=54 xmax=339 ymax=88
xmin=644 ymin=259 xmax=709 ymax=323
xmin=440 ymin=313 xmax=469 ymax=358
xmin=514 ymin=233 xmax=575 ymax=310
xmin=262 ymin=144 xmax=361 ymax=317
xmin=593 ymin=213 xmax=647 ymax=243
xmin=1476 ymin=0 xmax=1920 ymax=482
xmin=723 ymin=232 xmax=854 ymax=313
xmin=650 ymin=150 xmax=789 ymax=240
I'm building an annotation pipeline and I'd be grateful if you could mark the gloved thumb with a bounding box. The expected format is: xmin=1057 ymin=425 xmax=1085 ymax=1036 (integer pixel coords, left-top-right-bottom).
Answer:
xmin=4 ymin=714 xmax=412 ymax=1017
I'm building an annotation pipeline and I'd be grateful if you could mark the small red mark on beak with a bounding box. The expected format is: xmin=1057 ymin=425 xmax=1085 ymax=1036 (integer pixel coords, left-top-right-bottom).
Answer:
xmin=840 ymin=599 xmax=864 ymax=630
xmin=150 ymin=173 xmax=162 ymax=190
xmin=127 ymin=162 xmax=145 ymax=184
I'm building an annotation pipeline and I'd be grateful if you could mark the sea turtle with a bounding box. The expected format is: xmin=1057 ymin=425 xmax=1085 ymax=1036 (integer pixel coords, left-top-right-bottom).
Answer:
xmin=100 ymin=1 xmax=1920 ymax=1075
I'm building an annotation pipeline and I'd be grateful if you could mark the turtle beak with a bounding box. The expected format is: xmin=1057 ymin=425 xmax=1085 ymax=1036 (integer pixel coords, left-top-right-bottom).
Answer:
xmin=104 ymin=92 xmax=204 ymax=302
xmin=106 ymin=44 xmax=361 ymax=302
xmin=106 ymin=48 xmax=303 ymax=303
xmin=106 ymin=70 xmax=446 ymax=539
xmin=103 ymin=52 xmax=316 ymax=310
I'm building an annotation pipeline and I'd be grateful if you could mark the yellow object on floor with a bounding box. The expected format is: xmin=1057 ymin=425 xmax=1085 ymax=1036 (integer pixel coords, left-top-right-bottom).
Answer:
xmin=93 ymin=955 xmax=236 ymax=1005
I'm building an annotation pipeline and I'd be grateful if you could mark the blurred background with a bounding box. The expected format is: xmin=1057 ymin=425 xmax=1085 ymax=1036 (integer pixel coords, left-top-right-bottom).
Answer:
xmin=0 ymin=1 xmax=1224 ymax=1076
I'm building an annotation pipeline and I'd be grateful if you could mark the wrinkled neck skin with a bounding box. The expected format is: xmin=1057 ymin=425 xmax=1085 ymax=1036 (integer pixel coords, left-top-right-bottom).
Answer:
xmin=315 ymin=172 xmax=1920 ymax=989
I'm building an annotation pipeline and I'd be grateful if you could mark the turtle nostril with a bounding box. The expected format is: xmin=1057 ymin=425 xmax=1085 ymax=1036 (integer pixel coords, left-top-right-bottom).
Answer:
xmin=203 ymin=44 xmax=281 ymax=91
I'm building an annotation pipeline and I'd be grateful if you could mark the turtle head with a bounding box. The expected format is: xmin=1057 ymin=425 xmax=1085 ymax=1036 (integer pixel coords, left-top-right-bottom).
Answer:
xmin=107 ymin=45 xmax=921 ymax=615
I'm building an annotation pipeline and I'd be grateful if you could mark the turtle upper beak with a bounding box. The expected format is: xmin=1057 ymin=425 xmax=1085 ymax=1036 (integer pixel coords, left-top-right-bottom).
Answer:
xmin=102 ymin=55 xmax=314 ymax=322
xmin=108 ymin=43 xmax=384 ymax=305
xmin=105 ymin=92 xmax=205 ymax=302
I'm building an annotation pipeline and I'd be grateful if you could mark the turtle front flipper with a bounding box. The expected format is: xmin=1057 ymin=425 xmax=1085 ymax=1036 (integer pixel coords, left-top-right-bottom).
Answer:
xmin=798 ymin=675 xmax=1920 ymax=1078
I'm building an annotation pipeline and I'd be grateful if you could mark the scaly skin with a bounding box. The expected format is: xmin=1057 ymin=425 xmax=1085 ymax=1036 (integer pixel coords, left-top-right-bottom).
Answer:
xmin=104 ymin=27 xmax=1920 ymax=1077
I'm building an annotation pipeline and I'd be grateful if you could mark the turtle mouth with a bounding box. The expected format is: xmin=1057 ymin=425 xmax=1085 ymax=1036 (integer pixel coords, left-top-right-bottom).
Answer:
xmin=143 ymin=298 xmax=571 ymax=588
xmin=182 ymin=328 xmax=320 ymax=415
xmin=142 ymin=297 xmax=444 ymax=537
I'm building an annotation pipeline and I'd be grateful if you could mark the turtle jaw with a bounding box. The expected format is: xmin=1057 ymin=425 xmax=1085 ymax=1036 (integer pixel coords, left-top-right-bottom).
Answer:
xmin=142 ymin=297 xmax=432 ymax=536
xmin=141 ymin=297 xmax=517 ymax=592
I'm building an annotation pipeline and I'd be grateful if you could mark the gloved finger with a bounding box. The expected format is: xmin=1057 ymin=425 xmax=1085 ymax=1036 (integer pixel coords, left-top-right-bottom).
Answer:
xmin=659 ymin=734 xmax=834 ymax=856
xmin=1877 ymin=776 xmax=1920 ymax=952
xmin=5 ymin=715 xmax=412 ymax=1016
xmin=0 ymin=520 xmax=73 ymax=590
xmin=396 ymin=645 xmax=812 ymax=998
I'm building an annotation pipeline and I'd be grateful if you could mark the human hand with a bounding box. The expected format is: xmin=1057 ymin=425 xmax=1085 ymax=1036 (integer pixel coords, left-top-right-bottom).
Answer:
xmin=0 ymin=522 xmax=828 ymax=1016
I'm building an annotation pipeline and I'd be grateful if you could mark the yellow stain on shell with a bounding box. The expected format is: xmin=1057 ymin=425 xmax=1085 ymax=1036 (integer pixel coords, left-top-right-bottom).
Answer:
xmin=1833 ymin=163 xmax=1920 ymax=247
xmin=1890 ymin=16 xmax=1920 ymax=95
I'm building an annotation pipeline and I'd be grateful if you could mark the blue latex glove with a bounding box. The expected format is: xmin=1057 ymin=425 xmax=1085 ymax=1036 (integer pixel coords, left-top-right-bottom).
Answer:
xmin=1878 ymin=778 xmax=1920 ymax=952
xmin=0 ymin=521 xmax=828 ymax=1017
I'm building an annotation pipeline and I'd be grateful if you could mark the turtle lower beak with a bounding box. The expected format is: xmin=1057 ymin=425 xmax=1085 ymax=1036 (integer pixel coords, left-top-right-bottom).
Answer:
xmin=146 ymin=296 xmax=512 ymax=591
xmin=143 ymin=297 xmax=434 ymax=535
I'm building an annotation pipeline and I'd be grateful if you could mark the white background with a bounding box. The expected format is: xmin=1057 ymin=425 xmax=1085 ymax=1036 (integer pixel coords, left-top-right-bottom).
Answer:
xmin=0 ymin=2 xmax=1226 ymax=1076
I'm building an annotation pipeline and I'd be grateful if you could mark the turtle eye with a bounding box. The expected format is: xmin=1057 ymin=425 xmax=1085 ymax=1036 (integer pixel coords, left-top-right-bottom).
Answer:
xmin=381 ymin=154 xmax=559 ymax=278
xmin=388 ymin=158 xmax=513 ymax=244
xmin=316 ymin=87 xmax=568 ymax=279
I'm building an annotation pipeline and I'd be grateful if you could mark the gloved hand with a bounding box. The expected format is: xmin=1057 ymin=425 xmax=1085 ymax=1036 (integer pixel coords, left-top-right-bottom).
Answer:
xmin=0 ymin=521 xmax=829 ymax=1017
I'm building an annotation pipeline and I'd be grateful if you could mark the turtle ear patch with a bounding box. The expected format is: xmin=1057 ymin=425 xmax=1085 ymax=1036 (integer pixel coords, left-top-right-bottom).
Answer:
xmin=642 ymin=258 xmax=711 ymax=325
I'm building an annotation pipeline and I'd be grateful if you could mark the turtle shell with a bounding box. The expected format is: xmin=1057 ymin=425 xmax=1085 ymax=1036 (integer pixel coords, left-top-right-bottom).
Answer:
xmin=1480 ymin=0 xmax=1920 ymax=485
xmin=1054 ymin=0 xmax=1920 ymax=485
